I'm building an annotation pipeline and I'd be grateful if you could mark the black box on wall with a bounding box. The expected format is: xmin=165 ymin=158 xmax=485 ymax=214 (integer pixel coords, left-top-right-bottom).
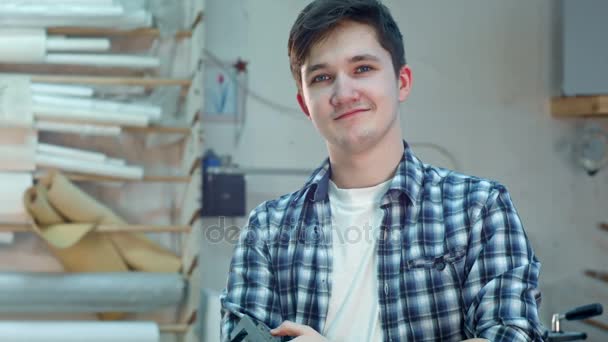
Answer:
xmin=201 ymin=167 xmax=246 ymax=217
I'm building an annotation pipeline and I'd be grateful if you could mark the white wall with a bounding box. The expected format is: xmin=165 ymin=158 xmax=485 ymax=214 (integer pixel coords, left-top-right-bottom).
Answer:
xmin=202 ymin=1 xmax=608 ymax=339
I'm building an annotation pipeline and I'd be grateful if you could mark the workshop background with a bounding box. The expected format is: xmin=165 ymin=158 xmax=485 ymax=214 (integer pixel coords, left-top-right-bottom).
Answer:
xmin=0 ymin=0 xmax=606 ymax=341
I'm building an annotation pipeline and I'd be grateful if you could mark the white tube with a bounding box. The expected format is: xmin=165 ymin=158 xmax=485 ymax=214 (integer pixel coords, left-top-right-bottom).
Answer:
xmin=45 ymin=53 xmax=160 ymax=68
xmin=0 ymin=10 xmax=152 ymax=29
xmin=37 ymin=143 xmax=106 ymax=163
xmin=33 ymin=103 xmax=149 ymax=127
xmin=35 ymin=121 xmax=121 ymax=136
xmin=106 ymin=158 xmax=126 ymax=166
xmin=0 ymin=321 xmax=160 ymax=342
xmin=0 ymin=172 xmax=32 ymax=225
xmin=0 ymin=4 xmax=124 ymax=17
xmin=31 ymin=83 xmax=94 ymax=97
xmin=46 ymin=37 xmax=110 ymax=52
xmin=0 ymin=28 xmax=46 ymax=63
xmin=33 ymin=94 xmax=161 ymax=119
xmin=3 ymin=0 xmax=116 ymax=5
xmin=36 ymin=153 xmax=144 ymax=179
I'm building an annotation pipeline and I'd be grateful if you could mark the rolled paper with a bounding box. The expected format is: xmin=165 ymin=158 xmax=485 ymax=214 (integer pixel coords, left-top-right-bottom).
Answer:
xmin=33 ymin=94 xmax=162 ymax=120
xmin=0 ymin=272 xmax=185 ymax=312
xmin=46 ymin=36 xmax=111 ymax=52
xmin=0 ymin=10 xmax=152 ymax=29
xmin=36 ymin=121 xmax=122 ymax=136
xmin=0 ymin=128 xmax=37 ymax=171
xmin=0 ymin=76 xmax=32 ymax=127
xmin=45 ymin=53 xmax=160 ymax=68
xmin=33 ymin=103 xmax=149 ymax=127
xmin=3 ymin=0 xmax=116 ymax=4
xmin=0 ymin=321 xmax=160 ymax=342
xmin=0 ymin=172 xmax=32 ymax=224
xmin=26 ymin=171 xmax=182 ymax=272
xmin=37 ymin=142 xmax=107 ymax=163
xmin=0 ymin=233 xmax=13 ymax=244
xmin=35 ymin=153 xmax=144 ymax=180
xmin=0 ymin=4 xmax=123 ymax=17
xmin=22 ymin=172 xmax=182 ymax=319
xmin=0 ymin=28 xmax=45 ymax=63
xmin=31 ymin=82 xmax=94 ymax=97
xmin=106 ymin=158 xmax=126 ymax=166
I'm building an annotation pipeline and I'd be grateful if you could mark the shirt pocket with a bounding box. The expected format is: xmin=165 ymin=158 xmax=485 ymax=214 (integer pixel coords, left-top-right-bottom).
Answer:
xmin=401 ymin=247 xmax=468 ymax=341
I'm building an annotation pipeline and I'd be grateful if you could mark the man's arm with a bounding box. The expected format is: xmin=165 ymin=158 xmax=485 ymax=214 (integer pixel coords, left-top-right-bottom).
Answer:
xmin=462 ymin=184 xmax=545 ymax=342
xmin=220 ymin=207 xmax=282 ymax=342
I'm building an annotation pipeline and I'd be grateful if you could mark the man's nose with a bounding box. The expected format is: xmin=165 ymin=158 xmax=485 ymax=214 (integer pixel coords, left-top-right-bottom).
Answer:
xmin=330 ymin=74 xmax=360 ymax=107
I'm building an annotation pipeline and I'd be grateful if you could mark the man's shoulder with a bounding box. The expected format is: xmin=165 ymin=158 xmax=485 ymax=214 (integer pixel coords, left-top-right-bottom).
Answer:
xmin=420 ymin=162 xmax=508 ymax=204
xmin=247 ymin=187 xmax=311 ymax=227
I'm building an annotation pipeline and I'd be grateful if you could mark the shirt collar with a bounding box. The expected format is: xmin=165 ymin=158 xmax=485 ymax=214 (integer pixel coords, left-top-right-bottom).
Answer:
xmin=298 ymin=141 xmax=424 ymax=206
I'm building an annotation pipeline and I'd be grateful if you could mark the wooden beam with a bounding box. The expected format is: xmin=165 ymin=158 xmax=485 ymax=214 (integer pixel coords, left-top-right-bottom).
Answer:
xmin=36 ymin=117 xmax=191 ymax=135
xmin=552 ymin=96 xmax=608 ymax=117
xmin=0 ymin=224 xmax=191 ymax=233
xmin=582 ymin=318 xmax=608 ymax=333
xmin=35 ymin=172 xmax=191 ymax=183
xmin=30 ymin=75 xmax=191 ymax=88
xmin=123 ymin=125 xmax=192 ymax=135
xmin=584 ymin=269 xmax=608 ymax=284
xmin=158 ymin=324 xmax=190 ymax=334
xmin=47 ymin=27 xmax=192 ymax=40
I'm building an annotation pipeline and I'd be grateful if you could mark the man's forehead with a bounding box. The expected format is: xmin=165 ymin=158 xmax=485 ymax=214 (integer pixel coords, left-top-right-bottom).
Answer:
xmin=302 ymin=22 xmax=385 ymax=68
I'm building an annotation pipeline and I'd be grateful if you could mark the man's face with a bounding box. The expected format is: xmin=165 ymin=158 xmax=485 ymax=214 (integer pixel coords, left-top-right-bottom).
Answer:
xmin=297 ymin=21 xmax=412 ymax=154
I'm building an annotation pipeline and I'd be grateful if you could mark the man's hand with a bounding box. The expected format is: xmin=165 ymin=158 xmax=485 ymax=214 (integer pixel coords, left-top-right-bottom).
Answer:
xmin=270 ymin=320 xmax=329 ymax=341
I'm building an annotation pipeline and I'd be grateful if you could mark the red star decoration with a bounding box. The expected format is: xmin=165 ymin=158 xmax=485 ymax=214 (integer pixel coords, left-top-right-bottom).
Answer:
xmin=233 ymin=58 xmax=248 ymax=73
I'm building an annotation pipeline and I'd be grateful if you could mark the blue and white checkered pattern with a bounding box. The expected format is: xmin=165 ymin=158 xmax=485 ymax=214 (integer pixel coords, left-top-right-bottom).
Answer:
xmin=221 ymin=143 xmax=544 ymax=341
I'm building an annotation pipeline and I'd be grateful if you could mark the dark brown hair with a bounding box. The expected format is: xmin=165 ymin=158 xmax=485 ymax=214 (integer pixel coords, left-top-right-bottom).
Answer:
xmin=287 ymin=0 xmax=406 ymax=86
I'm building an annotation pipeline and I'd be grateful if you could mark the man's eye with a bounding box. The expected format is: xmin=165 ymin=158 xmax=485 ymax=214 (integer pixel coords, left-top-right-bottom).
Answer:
xmin=355 ymin=65 xmax=373 ymax=73
xmin=311 ymin=74 xmax=330 ymax=83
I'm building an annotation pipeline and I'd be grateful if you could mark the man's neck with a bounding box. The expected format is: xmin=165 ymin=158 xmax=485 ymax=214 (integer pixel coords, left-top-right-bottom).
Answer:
xmin=328 ymin=130 xmax=404 ymax=189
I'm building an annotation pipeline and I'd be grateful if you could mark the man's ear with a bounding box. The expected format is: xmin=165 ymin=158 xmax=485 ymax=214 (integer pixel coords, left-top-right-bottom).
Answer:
xmin=398 ymin=65 xmax=413 ymax=102
xmin=296 ymin=93 xmax=311 ymax=118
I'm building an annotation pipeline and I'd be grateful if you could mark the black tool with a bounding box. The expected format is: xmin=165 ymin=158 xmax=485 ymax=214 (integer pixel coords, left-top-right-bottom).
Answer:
xmin=230 ymin=315 xmax=282 ymax=342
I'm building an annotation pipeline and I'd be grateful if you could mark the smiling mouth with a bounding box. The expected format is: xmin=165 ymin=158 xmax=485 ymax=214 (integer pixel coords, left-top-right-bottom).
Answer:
xmin=334 ymin=108 xmax=369 ymax=120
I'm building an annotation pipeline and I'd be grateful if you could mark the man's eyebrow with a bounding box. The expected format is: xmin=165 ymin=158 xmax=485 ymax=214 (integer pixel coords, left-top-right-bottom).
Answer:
xmin=305 ymin=63 xmax=328 ymax=76
xmin=349 ymin=54 xmax=381 ymax=63
xmin=305 ymin=54 xmax=381 ymax=74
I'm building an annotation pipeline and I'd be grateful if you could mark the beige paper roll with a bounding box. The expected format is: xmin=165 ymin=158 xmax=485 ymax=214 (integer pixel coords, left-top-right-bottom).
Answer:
xmin=24 ymin=171 xmax=184 ymax=319
xmin=32 ymin=171 xmax=181 ymax=272
xmin=0 ymin=28 xmax=46 ymax=63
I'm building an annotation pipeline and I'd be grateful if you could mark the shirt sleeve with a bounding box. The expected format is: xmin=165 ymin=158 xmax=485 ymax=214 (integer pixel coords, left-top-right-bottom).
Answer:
xmin=219 ymin=205 xmax=283 ymax=342
xmin=462 ymin=184 xmax=545 ymax=342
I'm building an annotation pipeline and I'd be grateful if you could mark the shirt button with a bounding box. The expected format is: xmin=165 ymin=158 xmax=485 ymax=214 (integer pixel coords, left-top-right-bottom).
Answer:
xmin=435 ymin=260 xmax=446 ymax=271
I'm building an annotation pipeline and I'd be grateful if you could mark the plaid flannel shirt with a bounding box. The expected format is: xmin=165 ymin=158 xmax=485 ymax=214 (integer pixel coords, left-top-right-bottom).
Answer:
xmin=220 ymin=143 xmax=544 ymax=341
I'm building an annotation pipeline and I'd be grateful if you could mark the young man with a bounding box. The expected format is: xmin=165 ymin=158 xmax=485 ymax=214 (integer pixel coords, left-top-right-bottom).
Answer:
xmin=221 ymin=0 xmax=544 ymax=341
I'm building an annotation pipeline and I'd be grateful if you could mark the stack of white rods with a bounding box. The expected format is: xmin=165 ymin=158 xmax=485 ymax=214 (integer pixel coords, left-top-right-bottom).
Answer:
xmin=0 ymin=28 xmax=160 ymax=68
xmin=31 ymin=82 xmax=163 ymax=130
xmin=0 ymin=1 xmax=151 ymax=29
xmin=35 ymin=142 xmax=144 ymax=180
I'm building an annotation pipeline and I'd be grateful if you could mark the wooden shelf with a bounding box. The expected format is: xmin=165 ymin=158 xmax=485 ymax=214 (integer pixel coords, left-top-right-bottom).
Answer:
xmin=29 ymin=75 xmax=191 ymax=88
xmin=158 ymin=324 xmax=190 ymax=334
xmin=582 ymin=318 xmax=608 ymax=333
xmin=124 ymin=124 xmax=191 ymax=135
xmin=35 ymin=172 xmax=191 ymax=183
xmin=47 ymin=27 xmax=192 ymax=40
xmin=37 ymin=118 xmax=192 ymax=136
xmin=0 ymin=223 xmax=191 ymax=233
xmin=584 ymin=269 xmax=608 ymax=284
xmin=552 ymin=95 xmax=608 ymax=117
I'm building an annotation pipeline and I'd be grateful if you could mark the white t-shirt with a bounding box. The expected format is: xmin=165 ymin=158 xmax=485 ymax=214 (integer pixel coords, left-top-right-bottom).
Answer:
xmin=322 ymin=178 xmax=392 ymax=342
